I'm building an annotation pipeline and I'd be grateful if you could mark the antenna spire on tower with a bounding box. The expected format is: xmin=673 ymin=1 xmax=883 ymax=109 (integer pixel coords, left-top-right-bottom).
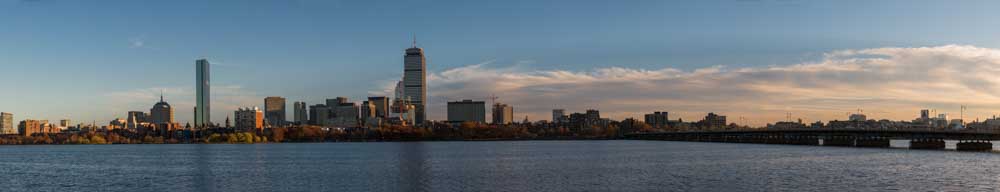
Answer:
xmin=160 ymin=89 xmax=164 ymax=102
xmin=412 ymin=34 xmax=417 ymax=48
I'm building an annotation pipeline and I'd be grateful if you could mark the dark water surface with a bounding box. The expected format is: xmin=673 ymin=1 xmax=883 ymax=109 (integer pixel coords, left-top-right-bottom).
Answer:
xmin=1 ymin=141 xmax=999 ymax=192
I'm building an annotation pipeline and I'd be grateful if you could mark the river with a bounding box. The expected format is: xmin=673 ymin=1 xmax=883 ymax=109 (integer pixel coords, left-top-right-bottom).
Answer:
xmin=1 ymin=140 xmax=998 ymax=191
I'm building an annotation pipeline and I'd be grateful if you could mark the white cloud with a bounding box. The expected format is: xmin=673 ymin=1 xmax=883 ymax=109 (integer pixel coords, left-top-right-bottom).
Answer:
xmin=128 ymin=35 xmax=147 ymax=48
xmin=416 ymin=45 xmax=1000 ymax=125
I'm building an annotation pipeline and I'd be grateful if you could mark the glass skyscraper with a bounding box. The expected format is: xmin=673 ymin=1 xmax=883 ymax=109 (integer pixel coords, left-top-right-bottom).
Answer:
xmin=264 ymin=96 xmax=286 ymax=127
xmin=195 ymin=59 xmax=211 ymax=128
xmin=403 ymin=43 xmax=427 ymax=124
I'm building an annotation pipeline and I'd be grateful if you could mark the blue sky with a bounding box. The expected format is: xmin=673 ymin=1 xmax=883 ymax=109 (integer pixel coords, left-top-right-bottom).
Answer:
xmin=4 ymin=0 xmax=1000 ymax=125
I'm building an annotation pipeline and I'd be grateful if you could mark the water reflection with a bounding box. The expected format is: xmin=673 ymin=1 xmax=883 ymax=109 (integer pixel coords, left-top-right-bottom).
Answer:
xmin=398 ymin=142 xmax=430 ymax=192
xmin=7 ymin=141 xmax=1000 ymax=191
xmin=194 ymin=144 xmax=213 ymax=192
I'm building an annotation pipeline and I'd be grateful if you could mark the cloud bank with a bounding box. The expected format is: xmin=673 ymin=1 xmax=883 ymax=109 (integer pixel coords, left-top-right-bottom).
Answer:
xmin=421 ymin=45 xmax=1000 ymax=125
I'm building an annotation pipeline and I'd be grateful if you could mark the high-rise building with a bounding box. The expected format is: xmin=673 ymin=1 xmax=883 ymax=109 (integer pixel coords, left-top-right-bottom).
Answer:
xmin=586 ymin=110 xmax=600 ymax=120
xmin=195 ymin=59 xmax=211 ymax=128
xmin=293 ymin=101 xmax=307 ymax=125
xmin=0 ymin=112 xmax=13 ymax=135
xmin=127 ymin=111 xmax=147 ymax=123
xmin=264 ymin=96 xmax=286 ymax=127
xmin=328 ymin=97 xmax=359 ymax=127
xmin=447 ymin=100 xmax=486 ymax=123
xmin=920 ymin=109 xmax=930 ymax=120
xmin=403 ymin=41 xmax=427 ymax=124
xmin=645 ymin=112 xmax=669 ymax=128
xmin=150 ymin=94 xmax=174 ymax=124
xmin=552 ymin=109 xmax=565 ymax=123
xmin=368 ymin=96 xmax=390 ymax=118
xmin=309 ymin=104 xmax=329 ymax=126
xmin=126 ymin=113 xmax=141 ymax=130
xmin=234 ymin=107 xmax=264 ymax=131
xmin=361 ymin=101 xmax=376 ymax=120
xmin=492 ymin=103 xmax=514 ymax=124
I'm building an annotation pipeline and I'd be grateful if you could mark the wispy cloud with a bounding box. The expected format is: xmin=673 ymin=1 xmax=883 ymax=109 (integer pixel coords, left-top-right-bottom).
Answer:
xmin=405 ymin=45 xmax=1000 ymax=125
xmin=128 ymin=35 xmax=148 ymax=49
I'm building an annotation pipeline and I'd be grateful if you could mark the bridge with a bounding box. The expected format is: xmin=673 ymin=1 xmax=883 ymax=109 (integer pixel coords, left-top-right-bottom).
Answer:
xmin=624 ymin=129 xmax=999 ymax=151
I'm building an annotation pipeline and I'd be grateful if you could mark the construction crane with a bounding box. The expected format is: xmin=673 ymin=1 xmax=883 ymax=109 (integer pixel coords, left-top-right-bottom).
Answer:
xmin=489 ymin=94 xmax=499 ymax=106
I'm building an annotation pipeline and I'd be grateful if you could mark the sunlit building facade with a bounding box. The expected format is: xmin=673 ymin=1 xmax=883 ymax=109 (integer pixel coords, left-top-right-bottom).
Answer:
xmin=195 ymin=59 xmax=211 ymax=128
xmin=403 ymin=43 xmax=427 ymax=124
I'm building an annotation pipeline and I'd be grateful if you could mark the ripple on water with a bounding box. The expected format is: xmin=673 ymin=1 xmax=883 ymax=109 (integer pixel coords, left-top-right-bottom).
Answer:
xmin=0 ymin=141 xmax=999 ymax=192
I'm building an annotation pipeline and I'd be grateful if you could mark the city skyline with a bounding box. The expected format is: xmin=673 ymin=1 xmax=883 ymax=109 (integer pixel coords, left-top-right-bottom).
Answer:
xmin=7 ymin=1 xmax=1000 ymax=126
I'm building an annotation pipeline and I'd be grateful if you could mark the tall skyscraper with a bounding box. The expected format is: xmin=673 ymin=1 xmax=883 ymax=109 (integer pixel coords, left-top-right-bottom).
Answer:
xmin=150 ymin=94 xmax=175 ymax=124
xmin=293 ymin=101 xmax=307 ymax=125
xmin=264 ymin=96 xmax=286 ymax=127
xmin=0 ymin=112 xmax=13 ymax=135
xmin=403 ymin=40 xmax=427 ymax=124
xmin=492 ymin=103 xmax=514 ymax=124
xmin=195 ymin=59 xmax=211 ymax=128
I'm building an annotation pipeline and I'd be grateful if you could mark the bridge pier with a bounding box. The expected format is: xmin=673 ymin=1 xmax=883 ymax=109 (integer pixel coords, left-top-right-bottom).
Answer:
xmin=626 ymin=131 xmax=998 ymax=152
xmin=823 ymin=136 xmax=854 ymax=147
xmin=909 ymin=138 xmax=945 ymax=150
xmin=957 ymin=140 xmax=992 ymax=151
xmin=786 ymin=136 xmax=819 ymax=145
xmin=855 ymin=137 xmax=890 ymax=148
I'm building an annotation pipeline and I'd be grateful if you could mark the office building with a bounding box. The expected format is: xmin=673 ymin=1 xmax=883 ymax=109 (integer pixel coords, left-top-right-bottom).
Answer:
xmin=403 ymin=41 xmax=427 ymax=124
xmin=59 ymin=119 xmax=71 ymax=128
xmin=391 ymin=97 xmax=416 ymax=125
xmin=293 ymin=101 xmax=307 ymax=125
xmin=309 ymin=104 xmax=330 ymax=126
xmin=127 ymin=111 xmax=147 ymax=123
xmin=368 ymin=96 xmax=390 ymax=118
xmin=18 ymin=119 xmax=42 ymax=136
xmin=552 ymin=109 xmax=566 ymax=123
xmin=264 ymin=96 xmax=286 ymax=127
xmin=194 ymin=59 xmax=211 ymax=128
xmin=700 ymin=113 xmax=727 ymax=129
xmin=329 ymin=97 xmax=359 ymax=127
xmin=150 ymin=94 xmax=175 ymax=124
xmin=492 ymin=103 xmax=513 ymax=124
xmin=0 ymin=112 xmax=13 ymax=134
xmin=645 ymin=112 xmax=669 ymax=128
xmin=586 ymin=110 xmax=600 ymax=120
xmin=361 ymin=101 xmax=376 ymax=120
xmin=234 ymin=107 xmax=264 ymax=131
xmin=126 ymin=113 xmax=141 ymax=130
xmin=447 ymin=100 xmax=486 ymax=123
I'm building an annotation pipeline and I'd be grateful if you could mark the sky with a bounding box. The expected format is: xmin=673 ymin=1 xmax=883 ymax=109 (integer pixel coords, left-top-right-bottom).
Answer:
xmin=4 ymin=0 xmax=1000 ymax=126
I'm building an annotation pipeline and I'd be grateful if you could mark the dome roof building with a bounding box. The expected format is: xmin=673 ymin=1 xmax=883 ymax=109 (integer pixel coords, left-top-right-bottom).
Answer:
xmin=150 ymin=93 xmax=175 ymax=124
